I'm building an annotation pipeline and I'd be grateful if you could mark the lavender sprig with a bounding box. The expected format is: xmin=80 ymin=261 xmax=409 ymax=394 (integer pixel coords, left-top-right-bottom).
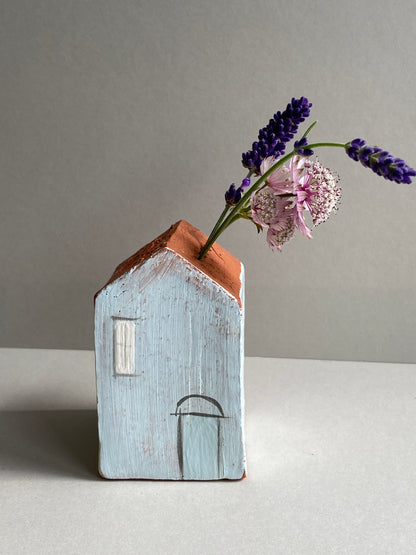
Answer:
xmin=225 ymin=178 xmax=251 ymax=205
xmin=242 ymin=97 xmax=312 ymax=173
xmin=294 ymin=136 xmax=314 ymax=156
xmin=345 ymin=138 xmax=416 ymax=184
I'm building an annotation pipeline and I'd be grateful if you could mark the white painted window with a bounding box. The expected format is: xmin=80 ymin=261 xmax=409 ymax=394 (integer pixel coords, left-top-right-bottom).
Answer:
xmin=113 ymin=319 xmax=136 ymax=375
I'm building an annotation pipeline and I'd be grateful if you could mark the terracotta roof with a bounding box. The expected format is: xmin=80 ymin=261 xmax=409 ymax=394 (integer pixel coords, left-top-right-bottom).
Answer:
xmin=95 ymin=220 xmax=242 ymax=307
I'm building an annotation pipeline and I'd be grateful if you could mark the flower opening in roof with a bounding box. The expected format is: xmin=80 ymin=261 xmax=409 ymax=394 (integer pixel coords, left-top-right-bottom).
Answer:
xmin=197 ymin=97 xmax=415 ymax=260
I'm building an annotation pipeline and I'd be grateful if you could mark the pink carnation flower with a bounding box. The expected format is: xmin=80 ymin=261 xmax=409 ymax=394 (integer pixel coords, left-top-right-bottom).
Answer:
xmin=264 ymin=155 xmax=314 ymax=239
xmin=250 ymin=185 xmax=296 ymax=250
xmin=267 ymin=200 xmax=296 ymax=251
xmin=250 ymin=186 xmax=279 ymax=228
xmin=301 ymin=159 xmax=341 ymax=225
xmin=260 ymin=157 xmax=293 ymax=194
xmin=252 ymin=154 xmax=341 ymax=251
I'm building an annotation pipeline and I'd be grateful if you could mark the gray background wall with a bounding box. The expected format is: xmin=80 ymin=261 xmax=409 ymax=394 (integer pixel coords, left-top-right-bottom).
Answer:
xmin=2 ymin=0 xmax=416 ymax=362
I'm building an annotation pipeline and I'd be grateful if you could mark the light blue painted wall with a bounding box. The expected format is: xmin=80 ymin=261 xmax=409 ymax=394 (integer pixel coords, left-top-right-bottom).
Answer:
xmin=95 ymin=248 xmax=245 ymax=480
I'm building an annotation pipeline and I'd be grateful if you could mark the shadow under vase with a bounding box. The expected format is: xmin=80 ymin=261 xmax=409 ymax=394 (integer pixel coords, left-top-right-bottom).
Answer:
xmin=0 ymin=409 xmax=100 ymax=480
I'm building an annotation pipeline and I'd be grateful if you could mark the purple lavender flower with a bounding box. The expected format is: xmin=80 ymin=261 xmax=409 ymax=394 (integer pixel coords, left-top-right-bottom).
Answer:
xmin=345 ymin=138 xmax=416 ymax=184
xmin=294 ymin=137 xmax=314 ymax=156
xmin=242 ymin=97 xmax=312 ymax=174
xmin=225 ymin=177 xmax=251 ymax=205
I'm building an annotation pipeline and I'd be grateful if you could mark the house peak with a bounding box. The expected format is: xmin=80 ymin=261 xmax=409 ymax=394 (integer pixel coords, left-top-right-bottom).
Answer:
xmin=96 ymin=220 xmax=242 ymax=306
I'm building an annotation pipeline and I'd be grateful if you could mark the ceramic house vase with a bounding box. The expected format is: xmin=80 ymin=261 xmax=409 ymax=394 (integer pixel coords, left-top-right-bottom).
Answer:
xmin=94 ymin=220 xmax=246 ymax=480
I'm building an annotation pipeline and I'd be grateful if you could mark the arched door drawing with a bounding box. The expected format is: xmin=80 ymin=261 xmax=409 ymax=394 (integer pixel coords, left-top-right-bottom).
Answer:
xmin=172 ymin=394 xmax=226 ymax=480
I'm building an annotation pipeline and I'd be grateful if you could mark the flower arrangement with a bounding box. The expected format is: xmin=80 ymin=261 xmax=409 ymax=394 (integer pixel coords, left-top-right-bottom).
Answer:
xmin=198 ymin=97 xmax=415 ymax=260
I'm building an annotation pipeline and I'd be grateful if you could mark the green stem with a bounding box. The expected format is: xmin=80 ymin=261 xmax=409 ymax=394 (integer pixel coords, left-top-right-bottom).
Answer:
xmin=306 ymin=142 xmax=346 ymax=149
xmin=202 ymin=204 xmax=230 ymax=252
xmin=301 ymin=120 xmax=318 ymax=139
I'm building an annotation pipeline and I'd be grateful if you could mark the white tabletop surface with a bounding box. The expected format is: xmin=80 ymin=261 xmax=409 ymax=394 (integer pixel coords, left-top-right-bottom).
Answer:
xmin=1 ymin=348 xmax=416 ymax=554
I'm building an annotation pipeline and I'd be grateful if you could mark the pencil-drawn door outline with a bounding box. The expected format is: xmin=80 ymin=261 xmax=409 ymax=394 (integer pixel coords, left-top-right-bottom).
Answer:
xmin=172 ymin=394 xmax=226 ymax=480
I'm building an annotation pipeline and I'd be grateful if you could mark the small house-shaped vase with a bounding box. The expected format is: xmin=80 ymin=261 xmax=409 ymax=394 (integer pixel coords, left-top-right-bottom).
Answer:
xmin=94 ymin=220 xmax=246 ymax=480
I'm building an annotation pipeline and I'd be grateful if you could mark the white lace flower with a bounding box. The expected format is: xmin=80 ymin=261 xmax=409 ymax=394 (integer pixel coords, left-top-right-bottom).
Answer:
xmin=302 ymin=160 xmax=341 ymax=225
